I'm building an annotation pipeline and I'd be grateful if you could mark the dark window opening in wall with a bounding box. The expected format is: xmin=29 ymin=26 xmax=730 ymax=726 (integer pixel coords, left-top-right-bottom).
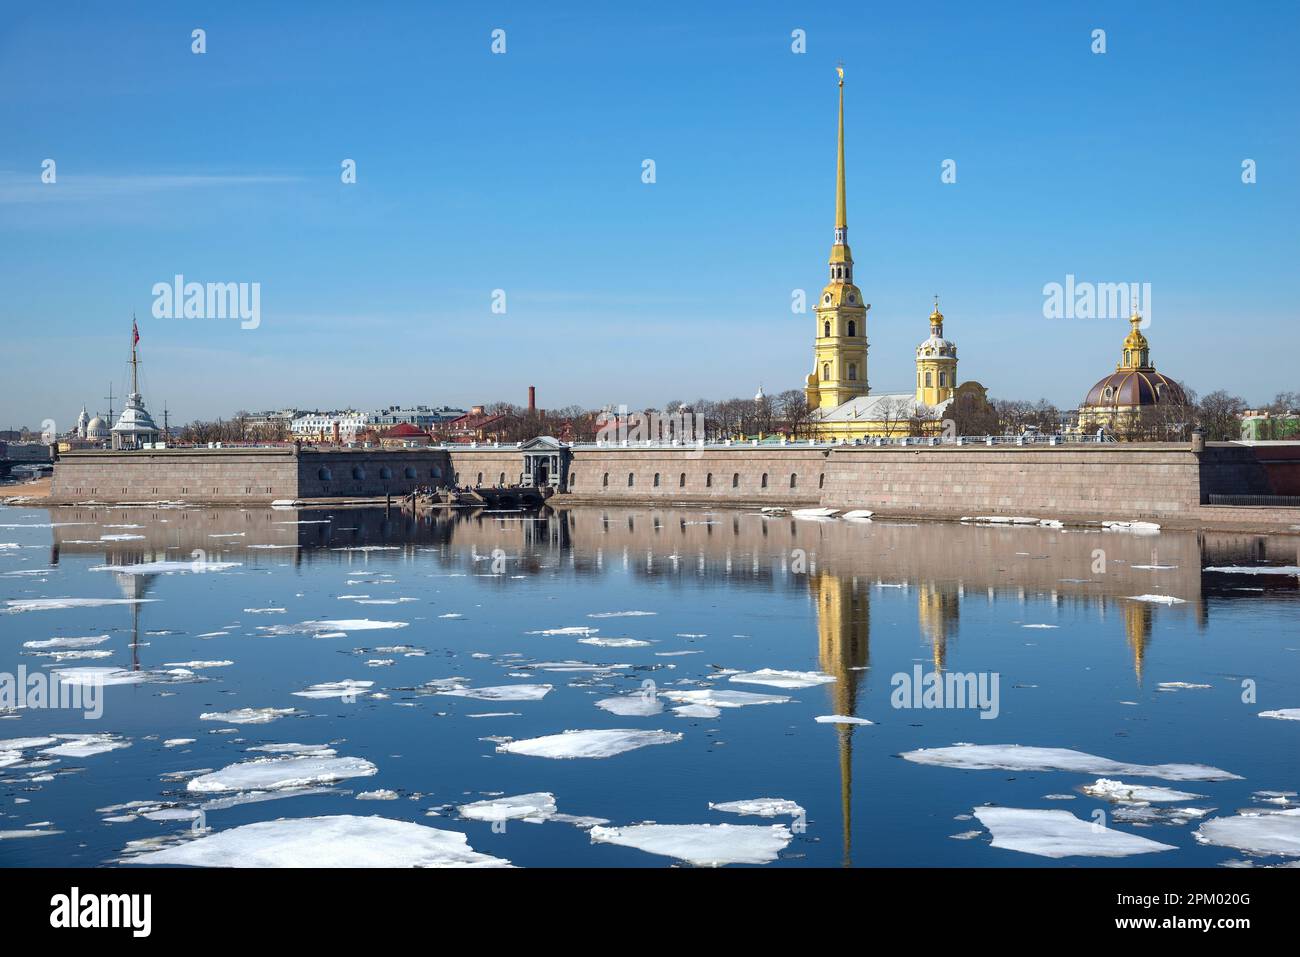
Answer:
xmin=628 ymin=473 xmax=635 ymax=487
xmin=679 ymin=473 xmax=686 ymax=487
xmin=602 ymin=472 xmax=609 ymax=487
xmin=706 ymin=473 xmax=713 ymax=487
xmin=432 ymin=466 xmax=442 ymax=478
xmin=732 ymin=473 xmax=739 ymax=487
xmin=454 ymin=473 xmax=460 ymax=484
xmin=819 ymin=473 xmax=825 ymax=489
xmin=761 ymin=473 xmax=768 ymax=488
xmin=379 ymin=467 xmax=393 ymax=480
xmin=571 ymin=473 xmax=578 ymax=488
xmin=848 ymin=319 xmax=856 ymax=337
xmin=352 ymin=466 xmax=366 ymax=480
xmin=476 ymin=472 xmax=483 ymax=485
xmin=653 ymin=473 xmax=660 ymax=487
xmin=405 ymin=467 xmax=418 ymax=479
xmin=318 ymin=468 xmax=332 ymax=481
xmin=499 ymin=472 xmax=505 ymax=484
xmin=790 ymin=473 xmax=797 ymax=489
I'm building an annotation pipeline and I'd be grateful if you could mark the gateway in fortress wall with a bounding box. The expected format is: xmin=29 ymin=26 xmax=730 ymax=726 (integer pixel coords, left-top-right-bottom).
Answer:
xmin=46 ymin=441 xmax=1300 ymax=529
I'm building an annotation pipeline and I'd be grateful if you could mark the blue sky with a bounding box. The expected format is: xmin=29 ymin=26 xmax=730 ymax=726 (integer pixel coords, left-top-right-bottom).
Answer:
xmin=1 ymin=1 xmax=1297 ymax=427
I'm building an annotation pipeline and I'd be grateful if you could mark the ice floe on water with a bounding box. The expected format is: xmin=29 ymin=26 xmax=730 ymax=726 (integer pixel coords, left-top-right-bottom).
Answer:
xmin=661 ymin=688 xmax=790 ymax=709
xmin=729 ymin=668 xmax=836 ymax=689
xmin=435 ymin=683 xmax=552 ymax=701
xmin=595 ymin=694 xmax=664 ymax=716
xmin=126 ymin=815 xmax=510 ymax=867
xmin=673 ymin=704 xmax=721 ymax=718
xmin=199 ymin=707 xmax=296 ymax=725
xmin=1081 ymin=779 xmax=1206 ymax=803
xmin=292 ymin=679 xmax=374 ymax=700
xmin=1157 ymin=681 xmax=1211 ymax=691
xmin=53 ymin=666 xmax=148 ymax=686
xmin=814 ymin=714 xmax=873 ymax=725
xmin=709 ymin=798 xmax=805 ymax=818
xmin=590 ymin=822 xmax=792 ymax=866
xmin=1204 ymin=565 xmax=1300 ymax=575
xmin=973 ymin=807 xmax=1176 ymax=858
xmin=40 ymin=733 xmax=131 ymax=758
xmin=496 ymin=729 xmax=682 ymax=759
xmin=186 ymin=755 xmax=378 ymax=792
xmin=90 ymin=560 xmax=241 ymax=574
xmin=257 ymin=618 xmax=410 ymax=636
xmin=459 ymin=792 xmax=557 ymax=823
xmin=578 ymin=637 xmax=652 ymax=648
xmin=1194 ymin=808 xmax=1300 ymax=857
xmin=1259 ymin=709 xmax=1300 ymax=721
xmin=6 ymin=597 xmax=158 ymax=613
xmin=22 ymin=635 xmax=109 ymax=650
xmin=1127 ymin=594 xmax=1186 ymax=604
xmin=900 ymin=744 xmax=1241 ymax=781
xmin=356 ymin=790 xmax=398 ymax=800
xmin=586 ymin=611 xmax=657 ymax=618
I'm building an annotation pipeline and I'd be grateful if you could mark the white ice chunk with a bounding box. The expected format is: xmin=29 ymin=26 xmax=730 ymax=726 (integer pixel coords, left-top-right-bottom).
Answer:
xmin=459 ymin=792 xmax=557 ymax=823
xmin=22 ymin=635 xmax=109 ymax=650
xmin=53 ymin=666 xmax=148 ymax=686
xmin=91 ymin=560 xmax=240 ymax=574
xmin=128 ymin=815 xmax=510 ymax=867
xmin=901 ymin=743 xmax=1241 ymax=782
xmin=1128 ymin=594 xmax=1185 ymax=604
xmin=40 ymin=733 xmax=131 ymax=758
xmin=6 ymin=598 xmax=158 ymax=613
xmin=199 ymin=707 xmax=296 ymax=725
xmin=814 ymin=714 xmax=873 ymax=725
xmin=595 ymin=694 xmax=664 ymax=716
xmin=1081 ymin=778 xmax=1205 ymax=803
xmin=1260 ymin=709 xmax=1300 ymax=721
xmin=586 ymin=611 xmax=657 ymax=618
xmin=973 ymin=807 xmax=1176 ymax=858
xmin=660 ymin=689 xmax=790 ymax=709
xmin=590 ymin=822 xmax=791 ymax=866
xmin=673 ymin=704 xmax=721 ymax=718
xmin=1195 ymin=808 xmax=1300 ymax=857
xmin=187 ymin=755 xmax=377 ymax=792
xmin=496 ymin=729 xmax=682 ymax=759
xmin=578 ymin=637 xmax=652 ymax=648
xmin=729 ymin=668 xmax=836 ymax=689
xmin=292 ymin=679 xmax=373 ymax=700
xmin=709 ymin=798 xmax=805 ymax=818
xmin=437 ymin=684 xmax=552 ymax=701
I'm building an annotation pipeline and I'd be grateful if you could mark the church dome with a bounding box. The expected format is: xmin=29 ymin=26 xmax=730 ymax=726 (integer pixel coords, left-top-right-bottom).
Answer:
xmin=1079 ymin=313 xmax=1187 ymax=413
xmin=86 ymin=416 xmax=109 ymax=438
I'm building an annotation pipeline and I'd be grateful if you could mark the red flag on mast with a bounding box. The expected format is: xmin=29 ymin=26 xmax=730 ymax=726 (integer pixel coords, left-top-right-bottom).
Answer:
xmin=132 ymin=319 xmax=139 ymax=346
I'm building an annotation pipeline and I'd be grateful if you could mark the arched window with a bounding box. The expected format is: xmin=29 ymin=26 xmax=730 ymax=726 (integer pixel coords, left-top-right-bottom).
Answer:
xmin=848 ymin=363 xmax=857 ymax=381
xmin=761 ymin=473 xmax=769 ymax=488
xmin=476 ymin=472 xmax=483 ymax=485
xmin=352 ymin=466 xmax=366 ymax=481
xmin=818 ymin=473 xmax=825 ymax=489
xmin=602 ymin=472 xmax=609 ymax=487
xmin=454 ymin=472 xmax=460 ymax=484
xmin=679 ymin=472 xmax=686 ymax=487
xmin=499 ymin=472 xmax=506 ymax=484
xmin=789 ymin=473 xmax=798 ymax=489
xmin=847 ymin=320 xmax=856 ymax=337
xmin=823 ymin=321 xmax=831 ymax=337
xmin=1124 ymin=350 xmax=1131 ymax=365
xmin=925 ymin=372 xmax=932 ymax=387
xmin=706 ymin=473 xmax=713 ymax=487
xmin=318 ymin=467 xmax=332 ymax=481
xmin=627 ymin=473 xmax=635 ymax=487
xmin=732 ymin=473 xmax=739 ymax=488
xmin=379 ymin=466 xmax=393 ymax=480
xmin=822 ymin=362 xmax=830 ymax=381
xmin=571 ymin=473 xmax=578 ymax=488
xmin=432 ymin=466 xmax=442 ymax=478
xmin=405 ymin=467 xmax=417 ymax=479
xmin=653 ymin=472 xmax=660 ymax=487
xmin=939 ymin=372 xmax=947 ymax=387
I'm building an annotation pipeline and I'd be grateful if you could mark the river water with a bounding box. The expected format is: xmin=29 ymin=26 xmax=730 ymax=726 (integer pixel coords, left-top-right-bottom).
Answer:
xmin=1 ymin=502 xmax=1298 ymax=867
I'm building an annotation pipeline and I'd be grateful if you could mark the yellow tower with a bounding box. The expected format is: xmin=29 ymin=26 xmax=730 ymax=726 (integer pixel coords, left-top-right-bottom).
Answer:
xmin=914 ymin=298 xmax=958 ymax=408
xmin=806 ymin=66 xmax=869 ymax=411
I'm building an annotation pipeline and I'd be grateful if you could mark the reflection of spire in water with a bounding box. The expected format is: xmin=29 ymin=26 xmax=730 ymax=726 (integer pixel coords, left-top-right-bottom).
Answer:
xmin=811 ymin=571 xmax=869 ymax=867
xmin=1122 ymin=600 xmax=1154 ymax=687
xmin=112 ymin=572 xmax=157 ymax=672
xmin=917 ymin=582 xmax=960 ymax=672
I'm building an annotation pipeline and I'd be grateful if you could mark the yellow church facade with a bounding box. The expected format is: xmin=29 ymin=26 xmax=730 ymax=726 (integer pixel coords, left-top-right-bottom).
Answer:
xmin=803 ymin=70 xmax=988 ymax=441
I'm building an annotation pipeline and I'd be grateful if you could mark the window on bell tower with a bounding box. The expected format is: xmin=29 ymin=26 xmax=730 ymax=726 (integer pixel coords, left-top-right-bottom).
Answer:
xmin=939 ymin=372 xmax=946 ymax=387
xmin=848 ymin=363 xmax=857 ymax=381
xmin=925 ymin=372 xmax=932 ymax=387
xmin=847 ymin=320 xmax=856 ymax=337
xmin=822 ymin=362 xmax=830 ymax=381
xmin=824 ymin=321 xmax=831 ymax=337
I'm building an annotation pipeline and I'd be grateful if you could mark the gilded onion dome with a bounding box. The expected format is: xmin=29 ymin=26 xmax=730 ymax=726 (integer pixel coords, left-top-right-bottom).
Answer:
xmin=1080 ymin=312 xmax=1187 ymax=411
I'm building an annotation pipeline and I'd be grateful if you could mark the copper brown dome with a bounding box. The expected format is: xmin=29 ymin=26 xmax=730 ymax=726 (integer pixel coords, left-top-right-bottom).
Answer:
xmin=1082 ymin=369 xmax=1187 ymax=410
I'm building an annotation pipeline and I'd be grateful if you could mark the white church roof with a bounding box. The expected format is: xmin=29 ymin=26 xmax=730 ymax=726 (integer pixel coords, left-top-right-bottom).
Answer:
xmin=813 ymin=392 xmax=953 ymax=423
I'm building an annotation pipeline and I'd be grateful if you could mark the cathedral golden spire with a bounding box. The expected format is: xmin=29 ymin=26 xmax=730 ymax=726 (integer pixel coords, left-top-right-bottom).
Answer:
xmin=835 ymin=65 xmax=847 ymax=233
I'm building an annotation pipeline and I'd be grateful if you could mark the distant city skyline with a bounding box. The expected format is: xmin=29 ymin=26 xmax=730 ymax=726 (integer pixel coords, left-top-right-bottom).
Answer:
xmin=2 ymin=1 xmax=1297 ymax=428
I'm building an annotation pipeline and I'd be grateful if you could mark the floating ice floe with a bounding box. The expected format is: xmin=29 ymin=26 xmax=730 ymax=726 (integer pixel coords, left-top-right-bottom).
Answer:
xmin=973 ymin=807 xmax=1176 ymax=858
xmin=99 ymin=533 xmax=145 ymax=541
xmin=40 ymin=733 xmax=131 ymax=758
xmin=199 ymin=707 xmax=296 ymax=725
xmin=729 ymin=668 xmax=836 ymax=690
xmin=292 ymin=680 xmax=374 ymax=700
xmin=21 ymin=635 xmax=109 ymax=650
xmin=578 ymin=637 xmax=652 ymax=648
xmin=1081 ymin=778 xmax=1206 ymax=803
xmin=900 ymin=744 xmax=1241 ymax=782
xmin=186 ymin=755 xmax=378 ymax=793
xmin=660 ymin=689 xmax=790 ymax=709
xmin=814 ymin=714 xmax=873 ymax=726
xmin=792 ymin=507 xmax=840 ymax=519
xmin=436 ymin=683 xmax=552 ymax=701
xmin=709 ymin=798 xmax=805 ymax=818
xmin=356 ymin=790 xmax=398 ymax=801
xmin=6 ymin=598 xmax=158 ymax=613
xmin=459 ymin=792 xmax=557 ymax=824
xmin=52 ymin=666 xmax=148 ymax=686
xmin=0 ymin=736 xmax=59 ymax=751
xmin=127 ymin=814 xmax=510 ymax=867
xmin=1128 ymin=594 xmax=1186 ymax=604
xmin=595 ymin=694 xmax=664 ymax=716
xmin=1022 ymin=624 xmax=1058 ymax=629
xmin=1194 ymin=808 xmax=1300 ymax=857
xmin=257 ymin=619 xmax=410 ymax=636
xmin=496 ymin=729 xmax=682 ymax=759
xmin=0 ymin=829 xmax=63 ymax=840
xmin=841 ymin=509 xmax=874 ymax=520
xmin=1157 ymin=681 xmax=1211 ymax=691
xmin=674 ymin=704 xmax=721 ymax=718
xmin=587 ymin=611 xmax=657 ymax=618
xmin=1204 ymin=565 xmax=1300 ymax=575
xmin=1103 ymin=520 xmax=1161 ymax=533
xmin=91 ymin=560 xmax=241 ymax=574
xmin=163 ymin=739 xmax=196 ymax=748
xmin=1260 ymin=709 xmax=1300 ymax=721
xmin=520 ymin=661 xmax=630 ymax=673
xmin=528 ymin=626 xmax=598 ymax=636
xmin=163 ymin=660 xmax=233 ymax=669
xmin=590 ymin=822 xmax=791 ymax=866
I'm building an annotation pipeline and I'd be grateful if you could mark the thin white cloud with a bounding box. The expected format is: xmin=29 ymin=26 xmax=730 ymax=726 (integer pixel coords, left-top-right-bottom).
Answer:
xmin=0 ymin=172 xmax=302 ymax=204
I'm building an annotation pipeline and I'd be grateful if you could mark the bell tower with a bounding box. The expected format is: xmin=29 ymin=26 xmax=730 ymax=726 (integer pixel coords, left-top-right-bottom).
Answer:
xmin=807 ymin=66 xmax=869 ymax=411
xmin=915 ymin=298 xmax=958 ymax=407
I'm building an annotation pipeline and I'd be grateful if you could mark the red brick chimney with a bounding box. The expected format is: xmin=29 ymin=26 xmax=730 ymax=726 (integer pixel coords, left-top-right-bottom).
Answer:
xmin=528 ymin=385 xmax=536 ymax=413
